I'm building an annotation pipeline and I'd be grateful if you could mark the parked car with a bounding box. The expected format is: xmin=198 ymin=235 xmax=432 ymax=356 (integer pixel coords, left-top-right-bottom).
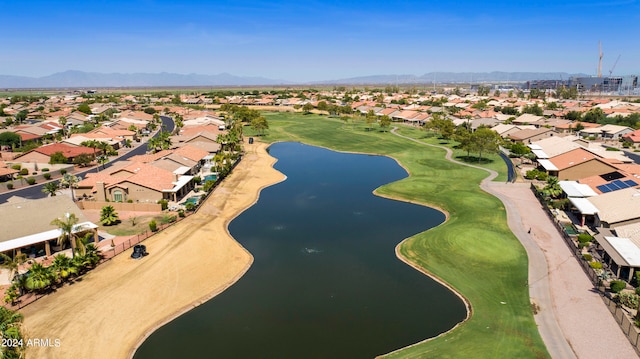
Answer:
xmin=131 ymin=244 xmax=148 ymax=259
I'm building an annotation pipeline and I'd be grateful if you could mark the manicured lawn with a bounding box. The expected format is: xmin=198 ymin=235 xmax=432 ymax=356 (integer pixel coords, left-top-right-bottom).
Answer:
xmin=249 ymin=112 xmax=549 ymax=358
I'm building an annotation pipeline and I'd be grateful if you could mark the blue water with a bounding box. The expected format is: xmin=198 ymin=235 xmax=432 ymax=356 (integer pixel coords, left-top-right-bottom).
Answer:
xmin=135 ymin=142 xmax=466 ymax=359
xmin=203 ymin=174 xmax=217 ymax=182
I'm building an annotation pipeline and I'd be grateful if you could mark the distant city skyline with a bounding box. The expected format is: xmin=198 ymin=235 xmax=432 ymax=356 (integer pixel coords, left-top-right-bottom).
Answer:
xmin=2 ymin=0 xmax=639 ymax=83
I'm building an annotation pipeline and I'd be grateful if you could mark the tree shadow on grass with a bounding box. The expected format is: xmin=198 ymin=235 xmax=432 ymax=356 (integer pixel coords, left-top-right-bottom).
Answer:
xmin=455 ymin=155 xmax=495 ymax=164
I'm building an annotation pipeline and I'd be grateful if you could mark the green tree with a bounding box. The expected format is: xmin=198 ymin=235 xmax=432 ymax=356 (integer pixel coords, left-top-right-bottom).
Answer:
xmin=73 ymin=153 xmax=93 ymax=167
xmin=49 ymin=151 xmax=68 ymax=164
xmin=0 ymin=132 xmax=21 ymax=148
xmin=317 ymin=101 xmax=328 ymax=112
xmin=60 ymin=173 xmax=81 ymax=202
xmin=522 ymin=104 xmax=543 ymax=116
xmin=453 ymin=126 xmax=474 ymax=158
xmin=250 ymin=116 xmax=269 ymax=136
xmin=77 ymin=103 xmax=92 ymax=115
xmin=542 ymin=176 xmax=563 ymax=198
xmin=302 ymin=103 xmax=314 ymax=114
xmin=51 ymin=254 xmax=78 ymax=282
xmin=42 ymin=180 xmax=60 ymax=197
xmin=50 ymin=213 xmax=85 ymax=257
xmin=583 ymin=108 xmax=605 ymax=124
xmin=15 ymin=110 xmax=27 ymax=124
xmin=565 ymin=111 xmax=582 ymax=122
xmin=379 ymin=115 xmax=391 ymax=132
xmin=471 ymin=127 xmax=501 ymax=162
xmin=0 ymin=306 xmax=24 ymax=358
xmin=100 ymin=205 xmax=119 ymax=225
xmin=25 ymin=262 xmax=54 ymax=292
xmin=510 ymin=143 xmax=531 ymax=157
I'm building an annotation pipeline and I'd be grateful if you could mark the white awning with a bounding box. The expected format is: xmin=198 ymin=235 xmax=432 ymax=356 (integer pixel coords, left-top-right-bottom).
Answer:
xmin=569 ymin=197 xmax=599 ymax=215
xmin=0 ymin=222 xmax=98 ymax=253
xmin=538 ymin=159 xmax=558 ymax=171
xmin=163 ymin=175 xmax=194 ymax=193
xmin=531 ymin=149 xmax=549 ymax=159
xmin=528 ymin=144 xmax=543 ymax=150
xmin=599 ymin=236 xmax=640 ymax=267
xmin=559 ymin=181 xmax=599 ymax=198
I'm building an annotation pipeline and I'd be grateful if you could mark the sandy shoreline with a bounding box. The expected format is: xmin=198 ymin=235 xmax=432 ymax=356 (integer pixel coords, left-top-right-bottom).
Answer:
xmin=20 ymin=141 xmax=285 ymax=359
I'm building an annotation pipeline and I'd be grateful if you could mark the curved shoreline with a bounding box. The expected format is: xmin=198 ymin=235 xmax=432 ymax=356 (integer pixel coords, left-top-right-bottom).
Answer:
xmin=20 ymin=141 xmax=286 ymax=359
xmin=128 ymin=142 xmax=287 ymax=358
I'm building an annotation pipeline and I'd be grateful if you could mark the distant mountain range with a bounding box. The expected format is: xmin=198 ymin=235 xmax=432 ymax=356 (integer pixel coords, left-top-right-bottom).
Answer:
xmin=319 ymin=72 xmax=589 ymax=85
xmin=0 ymin=70 xmax=589 ymax=88
xmin=0 ymin=70 xmax=290 ymax=88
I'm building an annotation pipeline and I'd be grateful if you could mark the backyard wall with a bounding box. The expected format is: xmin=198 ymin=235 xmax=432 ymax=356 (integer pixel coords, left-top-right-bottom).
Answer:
xmin=76 ymin=201 xmax=161 ymax=212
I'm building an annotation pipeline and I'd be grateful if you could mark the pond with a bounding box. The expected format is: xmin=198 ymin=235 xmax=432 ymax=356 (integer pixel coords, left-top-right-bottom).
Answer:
xmin=134 ymin=142 xmax=466 ymax=359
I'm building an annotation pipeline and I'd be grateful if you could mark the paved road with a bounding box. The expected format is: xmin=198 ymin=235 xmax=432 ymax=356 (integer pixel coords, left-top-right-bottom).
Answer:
xmin=0 ymin=115 xmax=174 ymax=204
xmin=390 ymin=127 xmax=577 ymax=359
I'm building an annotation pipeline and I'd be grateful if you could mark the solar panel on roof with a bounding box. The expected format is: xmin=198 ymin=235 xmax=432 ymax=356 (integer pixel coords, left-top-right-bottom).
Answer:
xmin=612 ymin=180 xmax=628 ymax=189
xmin=624 ymin=180 xmax=638 ymax=187
xmin=597 ymin=185 xmax=612 ymax=193
xmin=608 ymin=182 xmax=620 ymax=190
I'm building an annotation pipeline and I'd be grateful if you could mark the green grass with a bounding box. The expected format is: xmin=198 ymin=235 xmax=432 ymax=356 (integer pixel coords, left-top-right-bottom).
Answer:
xmin=251 ymin=112 xmax=549 ymax=359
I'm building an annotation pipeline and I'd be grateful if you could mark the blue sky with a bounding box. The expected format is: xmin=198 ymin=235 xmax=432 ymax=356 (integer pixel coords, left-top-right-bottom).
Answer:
xmin=1 ymin=0 xmax=638 ymax=82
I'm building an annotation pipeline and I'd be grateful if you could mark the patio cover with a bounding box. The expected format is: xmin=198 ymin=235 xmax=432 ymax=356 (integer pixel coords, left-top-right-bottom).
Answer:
xmin=0 ymin=222 xmax=98 ymax=253
xmin=569 ymin=197 xmax=599 ymax=215
xmin=559 ymin=181 xmax=599 ymax=198
xmin=599 ymin=236 xmax=640 ymax=267
xmin=538 ymin=159 xmax=559 ymax=171
xmin=531 ymin=149 xmax=549 ymax=159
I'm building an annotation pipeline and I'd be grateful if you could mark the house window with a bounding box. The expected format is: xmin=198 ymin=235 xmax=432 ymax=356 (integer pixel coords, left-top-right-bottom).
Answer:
xmin=113 ymin=190 xmax=123 ymax=202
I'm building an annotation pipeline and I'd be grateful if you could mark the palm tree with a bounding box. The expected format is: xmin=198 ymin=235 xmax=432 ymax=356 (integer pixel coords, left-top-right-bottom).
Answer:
xmin=41 ymin=180 xmax=60 ymax=197
xmin=81 ymin=140 xmax=102 ymax=171
xmin=51 ymin=254 xmax=78 ymax=283
xmin=60 ymin=174 xmax=81 ymax=201
xmin=25 ymin=263 xmax=54 ymax=293
xmin=543 ymin=176 xmax=563 ymax=199
xmin=0 ymin=252 xmax=26 ymax=282
xmin=100 ymin=205 xmax=119 ymax=225
xmin=50 ymin=213 xmax=85 ymax=258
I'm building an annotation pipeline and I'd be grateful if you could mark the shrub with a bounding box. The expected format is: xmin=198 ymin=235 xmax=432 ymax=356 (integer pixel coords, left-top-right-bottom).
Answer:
xmin=193 ymin=176 xmax=202 ymax=185
xmin=6 ymin=182 xmax=13 ymax=190
xmin=618 ymin=292 xmax=639 ymax=309
xmin=160 ymin=215 xmax=177 ymax=224
xmin=19 ymin=168 xmax=28 ymax=175
xmin=605 ymin=147 xmax=621 ymax=151
xmin=185 ymin=202 xmax=196 ymax=212
xmin=158 ymin=199 xmax=169 ymax=211
xmin=577 ymin=233 xmax=593 ymax=244
xmin=610 ymin=280 xmax=627 ymax=293
xmin=551 ymin=199 xmax=569 ymax=210
xmin=178 ymin=209 xmax=185 ymax=218
xmin=43 ymin=173 xmax=51 ymax=180
xmin=536 ymin=172 xmax=548 ymax=181
xmin=26 ymin=177 xmax=36 ymax=185
xmin=203 ymin=180 xmax=215 ymax=192
xmin=149 ymin=220 xmax=158 ymax=232
xmin=127 ymin=199 xmax=133 ymax=203
xmin=11 ymin=164 xmax=21 ymax=170
xmin=636 ymin=287 xmax=640 ymax=296
xmin=60 ymin=169 xmax=67 ymax=175
xmin=582 ymin=253 xmax=593 ymax=261
xmin=589 ymin=261 xmax=603 ymax=269
xmin=42 ymin=168 xmax=49 ymax=172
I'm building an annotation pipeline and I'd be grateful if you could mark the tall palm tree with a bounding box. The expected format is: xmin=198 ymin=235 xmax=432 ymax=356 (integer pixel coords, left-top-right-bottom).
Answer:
xmin=60 ymin=174 xmax=81 ymax=201
xmin=81 ymin=139 xmax=101 ymax=171
xmin=50 ymin=213 xmax=85 ymax=258
xmin=0 ymin=252 xmax=26 ymax=282
xmin=543 ymin=176 xmax=563 ymax=199
xmin=41 ymin=180 xmax=60 ymax=197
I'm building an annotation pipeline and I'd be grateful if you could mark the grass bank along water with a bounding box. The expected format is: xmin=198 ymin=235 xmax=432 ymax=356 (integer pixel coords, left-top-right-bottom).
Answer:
xmin=250 ymin=112 xmax=549 ymax=358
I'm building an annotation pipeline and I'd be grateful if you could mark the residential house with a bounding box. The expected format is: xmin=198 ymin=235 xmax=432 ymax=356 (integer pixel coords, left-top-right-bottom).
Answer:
xmin=508 ymin=127 xmax=556 ymax=144
xmin=0 ymin=196 xmax=98 ymax=259
xmin=77 ymin=161 xmax=194 ymax=203
xmin=537 ymin=147 xmax=620 ymax=180
xmin=14 ymin=143 xmax=96 ymax=165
